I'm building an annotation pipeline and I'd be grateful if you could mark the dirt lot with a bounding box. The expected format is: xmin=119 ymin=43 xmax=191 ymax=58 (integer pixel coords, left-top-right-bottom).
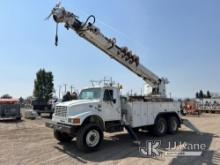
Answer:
xmin=0 ymin=110 xmax=220 ymax=165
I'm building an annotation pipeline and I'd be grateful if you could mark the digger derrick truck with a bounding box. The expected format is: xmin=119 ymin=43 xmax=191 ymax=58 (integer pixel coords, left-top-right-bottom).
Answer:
xmin=46 ymin=4 xmax=197 ymax=152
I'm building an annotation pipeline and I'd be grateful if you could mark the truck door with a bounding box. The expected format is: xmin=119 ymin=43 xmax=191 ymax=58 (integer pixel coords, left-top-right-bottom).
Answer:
xmin=102 ymin=88 xmax=121 ymax=121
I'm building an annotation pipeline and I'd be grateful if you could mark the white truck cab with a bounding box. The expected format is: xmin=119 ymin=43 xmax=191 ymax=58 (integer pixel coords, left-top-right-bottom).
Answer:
xmin=52 ymin=86 xmax=121 ymax=126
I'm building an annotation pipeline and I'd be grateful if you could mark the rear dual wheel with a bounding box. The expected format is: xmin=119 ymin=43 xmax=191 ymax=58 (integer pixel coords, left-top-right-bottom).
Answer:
xmin=167 ymin=116 xmax=179 ymax=134
xmin=152 ymin=117 xmax=167 ymax=136
xmin=151 ymin=116 xmax=179 ymax=136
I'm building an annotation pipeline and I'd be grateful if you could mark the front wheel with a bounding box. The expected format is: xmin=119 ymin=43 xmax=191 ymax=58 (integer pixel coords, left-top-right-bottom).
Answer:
xmin=76 ymin=123 xmax=103 ymax=152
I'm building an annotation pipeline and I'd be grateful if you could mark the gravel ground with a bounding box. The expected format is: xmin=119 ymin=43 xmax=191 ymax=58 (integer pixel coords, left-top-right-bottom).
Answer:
xmin=0 ymin=110 xmax=220 ymax=165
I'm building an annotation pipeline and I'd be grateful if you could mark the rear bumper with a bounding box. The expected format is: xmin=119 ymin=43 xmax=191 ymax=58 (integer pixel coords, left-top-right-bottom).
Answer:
xmin=45 ymin=121 xmax=78 ymax=135
xmin=0 ymin=115 xmax=21 ymax=121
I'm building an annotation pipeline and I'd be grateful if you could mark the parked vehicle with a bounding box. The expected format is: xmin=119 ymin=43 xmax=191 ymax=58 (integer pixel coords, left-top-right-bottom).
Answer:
xmin=32 ymin=98 xmax=56 ymax=117
xmin=0 ymin=99 xmax=21 ymax=121
xmin=196 ymin=98 xmax=220 ymax=113
xmin=47 ymin=83 xmax=182 ymax=152
xmin=46 ymin=4 xmax=199 ymax=152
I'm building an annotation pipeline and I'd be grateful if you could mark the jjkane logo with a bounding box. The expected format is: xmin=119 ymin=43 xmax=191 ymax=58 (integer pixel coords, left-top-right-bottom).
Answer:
xmin=139 ymin=140 xmax=206 ymax=157
xmin=139 ymin=140 xmax=161 ymax=157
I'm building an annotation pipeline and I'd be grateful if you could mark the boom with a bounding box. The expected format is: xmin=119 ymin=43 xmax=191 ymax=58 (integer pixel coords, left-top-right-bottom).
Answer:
xmin=49 ymin=5 xmax=169 ymax=97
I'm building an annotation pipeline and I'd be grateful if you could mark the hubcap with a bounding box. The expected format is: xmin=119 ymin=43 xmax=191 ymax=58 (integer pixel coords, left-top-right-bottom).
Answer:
xmin=86 ymin=130 xmax=100 ymax=147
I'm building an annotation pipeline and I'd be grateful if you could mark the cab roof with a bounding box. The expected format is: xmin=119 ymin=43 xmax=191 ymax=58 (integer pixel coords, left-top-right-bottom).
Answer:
xmin=0 ymin=99 xmax=19 ymax=104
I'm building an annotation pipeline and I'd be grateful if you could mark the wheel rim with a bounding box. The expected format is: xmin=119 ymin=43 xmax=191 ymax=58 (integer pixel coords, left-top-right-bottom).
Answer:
xmin=86 ymin=129 xmax=100 ymax=147
xmin=158 ymin=121 xmax=165 ymax=133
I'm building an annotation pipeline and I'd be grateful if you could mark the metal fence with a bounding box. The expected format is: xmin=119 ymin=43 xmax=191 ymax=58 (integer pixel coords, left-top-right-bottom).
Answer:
xmin=196 ymin=103 xmax=220 ymax=111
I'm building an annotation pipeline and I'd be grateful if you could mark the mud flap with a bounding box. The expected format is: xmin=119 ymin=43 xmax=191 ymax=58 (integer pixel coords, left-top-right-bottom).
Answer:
xmin=182 ymin=119 xmax=201 ymax=134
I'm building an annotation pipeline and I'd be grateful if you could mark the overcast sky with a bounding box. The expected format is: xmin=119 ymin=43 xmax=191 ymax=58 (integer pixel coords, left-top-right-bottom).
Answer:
xmin=0 ymin=0 xmax=219 ymax=98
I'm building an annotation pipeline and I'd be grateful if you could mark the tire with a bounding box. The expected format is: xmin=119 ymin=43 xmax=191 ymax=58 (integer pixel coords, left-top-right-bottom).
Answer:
xmin=152 ymin=117 xmax=167 ymax=136
xmin=54 ymin=130 xmax=72 ymax=142
xmin=37 ymin=112 xmax=41 ymax=116
xmin=76 ymin=123 xmax=103 ymax=152
xmin=49 ymin=113 xmax=53 ymax=118
xmin=16 ymin=117 xmax=21 ymax=121
xmin=167 ymin=116 xmax=179 ymax=134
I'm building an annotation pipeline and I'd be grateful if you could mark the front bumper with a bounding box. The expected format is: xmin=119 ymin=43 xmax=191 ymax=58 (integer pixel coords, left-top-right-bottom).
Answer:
xmin=34 ymin=109 xmax=54 ymax=113
xmin=45 ymin=121 xmax=78 ymax=135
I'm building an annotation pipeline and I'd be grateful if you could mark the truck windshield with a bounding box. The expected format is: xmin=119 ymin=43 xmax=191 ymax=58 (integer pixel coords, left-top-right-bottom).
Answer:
xmin=79 ymin=88 xmax=101 ymax=100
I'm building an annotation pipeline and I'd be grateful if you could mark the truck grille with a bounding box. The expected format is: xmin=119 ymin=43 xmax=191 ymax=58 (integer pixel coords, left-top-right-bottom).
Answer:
xmin=55 ymin=106 xmax=67 ymax=117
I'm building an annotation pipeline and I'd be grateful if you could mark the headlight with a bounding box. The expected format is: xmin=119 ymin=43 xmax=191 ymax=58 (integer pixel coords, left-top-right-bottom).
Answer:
xmin=68 ymin=118 xmax=80 ymax=124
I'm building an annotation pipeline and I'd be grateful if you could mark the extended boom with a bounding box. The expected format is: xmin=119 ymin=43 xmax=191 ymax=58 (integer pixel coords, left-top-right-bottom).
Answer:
xmin=49 ymin=5 xmax=169 ymax=97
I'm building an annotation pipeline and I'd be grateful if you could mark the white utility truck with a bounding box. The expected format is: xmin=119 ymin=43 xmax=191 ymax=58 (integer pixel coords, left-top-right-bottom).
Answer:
xmin=46 ymin=3 xmax=196 ymax=152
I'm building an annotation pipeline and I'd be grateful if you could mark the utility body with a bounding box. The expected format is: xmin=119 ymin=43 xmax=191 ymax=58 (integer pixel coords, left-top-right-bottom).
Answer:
xmin=45 ymin=4 xmax=193 ymax=152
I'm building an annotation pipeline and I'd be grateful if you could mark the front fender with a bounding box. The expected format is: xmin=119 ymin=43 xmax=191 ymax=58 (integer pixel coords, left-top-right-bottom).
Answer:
xmin=68 ymin=111 xmax=102 ymax=126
